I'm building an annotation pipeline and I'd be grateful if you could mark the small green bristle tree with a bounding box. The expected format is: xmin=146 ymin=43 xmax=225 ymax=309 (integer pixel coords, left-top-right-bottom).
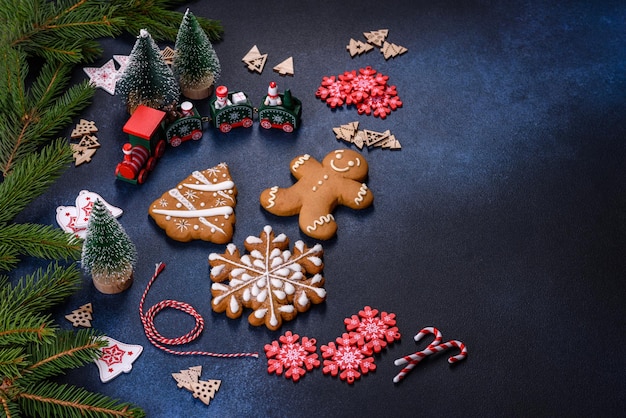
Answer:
xmin=81 ymin=199 xmax=137 ymax=294
xmin=116 ymin=29 xmax=180 ymax=113
xmin=173 ymin=8 xmax=221 ymax=99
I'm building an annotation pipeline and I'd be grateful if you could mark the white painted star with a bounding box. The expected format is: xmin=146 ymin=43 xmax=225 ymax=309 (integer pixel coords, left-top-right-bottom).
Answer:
xmin=83 ymin=59 xmax=118 ymax=95
xmin=113 ymin=55 xmax=130 ymax=78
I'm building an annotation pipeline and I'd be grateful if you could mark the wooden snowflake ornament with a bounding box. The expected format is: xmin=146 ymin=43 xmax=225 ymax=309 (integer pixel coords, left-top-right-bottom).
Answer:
xmin=208 ymin=225 xmax=325 ymax=331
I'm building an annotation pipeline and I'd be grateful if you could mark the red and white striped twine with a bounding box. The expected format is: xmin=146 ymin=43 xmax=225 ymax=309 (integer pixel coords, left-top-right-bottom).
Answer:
xmin=138 ymin=262 xmax=258 ymax=358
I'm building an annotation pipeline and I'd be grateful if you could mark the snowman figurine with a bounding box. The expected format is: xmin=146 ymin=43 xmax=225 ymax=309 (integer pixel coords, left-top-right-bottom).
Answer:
xmin=264 ymin=81 xmax=282 ymax=106
xmin=214 ymin=85 xmax=232 ymax=109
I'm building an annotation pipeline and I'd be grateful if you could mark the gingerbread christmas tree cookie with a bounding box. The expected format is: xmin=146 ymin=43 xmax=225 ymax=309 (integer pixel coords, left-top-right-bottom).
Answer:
xmin=148 ymin=163 xmax=237 ymax=243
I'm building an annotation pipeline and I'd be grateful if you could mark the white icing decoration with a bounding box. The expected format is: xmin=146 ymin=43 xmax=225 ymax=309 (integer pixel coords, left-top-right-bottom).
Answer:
xmin=291 ymin=154 xmax=310 ymax=171
xmin=254 ymin=308 xmax=267 ymax=318
xmin=210 ymin=264 xmax=225 ymax=276
xmin=152 ymin=206 xmax=233 ymax=218
xmin=306 ymin=214 xmax=335 ymax=232
xmin=354 ymin=183 xmax=369 ymax=205
xmin=265 ymin=186 xmax=278 ymax=209
xmin=211 ymin=283 xmax=229 ymax=291
xmin=182 ymin=180 xmax=234 ymax=192
xmin=278 ymin=305 xmax=294 ymax=313
xmin=307 ymin=256 xmax=323 ymax=266
xmin=229 ymin=295 xmax=240 ymax=313
xmin=297 ymin=292 xmax=309 ymax=307
xmin=273 ymin=233 xmax=287 ymax=243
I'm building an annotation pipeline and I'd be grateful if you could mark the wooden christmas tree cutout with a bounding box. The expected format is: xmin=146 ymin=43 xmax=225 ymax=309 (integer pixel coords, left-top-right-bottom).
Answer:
xmin=346 ymin=38 xmax=374 ymax=57
xmin=363 ymin=29 xmax=389 ymax=47
xmin=273 ymin=57 xmax=294 ymax=76
xmin=71 ymin=119 xmax=98 ymax=139
xmin=172 ymin=366 xmax=221 ymax=406
xmin=381 ymin=41 xmax=408 ymax=60
xmin=70 ymin=119 xmax=100 ymax=166
xmin=333 ymin=121 xmax=359 ymax=143
xmin=72 ymin=146 xmax=97 ymax=166
xmin=161 ymin=46 xmax=176 ymax=66
xmin=242 ymin=45 xmax=268 ymax=73
xmin=192 ymin=379 xmax=221 ymax=406
xmin=77 ymin=134 xmax=101 ymax=149
xmin=332 ymin=122 xmax=401 ymax=150
xmin=65 ymin=303 xmax=93 ymax=327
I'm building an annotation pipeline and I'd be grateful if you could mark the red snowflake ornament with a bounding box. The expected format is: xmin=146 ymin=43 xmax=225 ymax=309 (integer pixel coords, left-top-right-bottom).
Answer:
xmin=320 ymin=333 xmax=376 ymax=384
xmin=315 ymin=76 xmax=349 ymax=108
xmin=344 ymin=306 xmax=401 ymax=353
xmin=264 ymin=331 xmax=320 ymax=382
xmin=315 ymin=67 xmax=401 ymax=118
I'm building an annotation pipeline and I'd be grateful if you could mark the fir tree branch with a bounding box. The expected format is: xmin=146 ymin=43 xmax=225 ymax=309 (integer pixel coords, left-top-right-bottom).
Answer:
xmin=0 ymin=263 xmax=82 ymax=314
xmin=0 ymin=395 xmax=20 ymax=418
xmin=0 ymin=245 xmax=20 ymax=274
xmin=0 ymin=224 xmax=82 ymax=265
xmin=18 ymin=381 xmax=145 ymax=418
xmin=0 ymin=347 xmax=28 ymax=382
xmin=110 ymin=0 xmax=223 ymax=42
xmin=0 ymin=139 xmax=73 ymax=223
xmin=24 ymin=330 xmax=106 ymax=383
xmin=0 ymin=312 xmax=54 ymax=347
xmin=0 ymin=54 xmax=94 ymax=177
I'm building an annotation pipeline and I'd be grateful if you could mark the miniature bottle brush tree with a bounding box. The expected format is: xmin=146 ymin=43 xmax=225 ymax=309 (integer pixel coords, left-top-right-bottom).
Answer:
xmin=116 ymin=29 xmax=181 ymax=114
xmin=174 ymin=9 xmax=221 ymax=100
xmin=81 ymin=199 xmax=138 ymax=294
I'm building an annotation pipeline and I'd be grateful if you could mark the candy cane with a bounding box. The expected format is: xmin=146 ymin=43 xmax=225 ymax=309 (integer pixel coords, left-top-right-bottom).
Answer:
xmin=392 ymin=327 xmax=467 ymax=383
xmin=139 ymin=262 xmax=258 ymax=358
xmin=394 ymin=326 xmax=443 ymax=366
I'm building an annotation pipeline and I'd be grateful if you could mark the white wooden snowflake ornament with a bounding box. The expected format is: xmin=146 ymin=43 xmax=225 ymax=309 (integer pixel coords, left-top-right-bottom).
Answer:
xmin=94 ymin=336 xmax=143 ymax=383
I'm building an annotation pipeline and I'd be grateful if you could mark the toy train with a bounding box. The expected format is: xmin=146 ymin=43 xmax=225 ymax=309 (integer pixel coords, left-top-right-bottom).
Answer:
xmin=116 ymin=82 xmax=302 ymax=184
xmin=209 ymin=83 xmax=302 ymax=133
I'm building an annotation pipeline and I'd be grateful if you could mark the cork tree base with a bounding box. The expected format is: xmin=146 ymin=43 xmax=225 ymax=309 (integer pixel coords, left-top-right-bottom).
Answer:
xmin=182 ymin=85 xmax=214 ymax=100
xmin=93 ymin=274 xmax=134 ymax=294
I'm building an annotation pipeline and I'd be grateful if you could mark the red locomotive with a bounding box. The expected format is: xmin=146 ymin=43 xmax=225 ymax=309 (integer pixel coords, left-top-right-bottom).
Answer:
xmin=115 ymin=105 xmax=168 ymax=185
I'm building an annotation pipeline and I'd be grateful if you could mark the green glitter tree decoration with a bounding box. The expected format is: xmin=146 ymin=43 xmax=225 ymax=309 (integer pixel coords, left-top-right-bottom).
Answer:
xmin=173 ymin=8 xmax=221 ymax=99
xmin=116 ymin=29 xmax=180 ymax=113
xmin=81 ymin=200 xmax=137 ymax=294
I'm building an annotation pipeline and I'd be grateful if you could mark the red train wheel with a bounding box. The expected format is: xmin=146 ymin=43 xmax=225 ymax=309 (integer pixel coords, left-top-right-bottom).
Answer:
xmin=260 ymin=119 xmax=272 ymax=129
xmin=138 ymin=169 xmax=148 ymax=184
xmin=220 ymin=123 xmax=232 ymax=133
xmin=146 ymin=157 xmax=156 ymax=171
xmin=192 ymin=130 xmax=202 ymax=140
xmin=155 ymin=140 xmax=166 ymax=157
xmin=170 ymin=136 xmax=182 ymax=147
xmin=282 ymin=123 xmax=294 ymax=133
xmin=242 ymin=118 xmax=253 ymax=128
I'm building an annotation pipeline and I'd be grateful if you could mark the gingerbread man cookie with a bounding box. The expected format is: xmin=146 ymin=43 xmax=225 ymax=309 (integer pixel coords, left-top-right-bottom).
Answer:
xmin=260 ymin=149 xmax=373 ymax=240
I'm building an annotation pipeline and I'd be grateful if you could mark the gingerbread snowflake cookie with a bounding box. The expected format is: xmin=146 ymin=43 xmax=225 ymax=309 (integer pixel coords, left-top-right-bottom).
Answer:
xmin=148 ymin=163 xmax=237 ymax=243
xmin=208 ymin=225 xmax=325 ymax=331
xmin=260 ymin=149 xmax=374 ymax=240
